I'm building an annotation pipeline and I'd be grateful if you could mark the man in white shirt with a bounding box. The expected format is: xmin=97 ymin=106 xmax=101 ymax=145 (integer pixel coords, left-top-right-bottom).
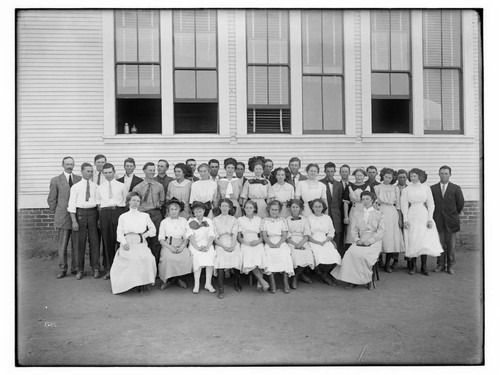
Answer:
xmin=96 ymin=163 xmax=128 ymax=279
xmin=68 ymin=162 xmax=100 ymax=280
xmin=92 ymin=154 xmax=107 ymax=186
xmin=117 ymin=157 xmax=143 ymax=193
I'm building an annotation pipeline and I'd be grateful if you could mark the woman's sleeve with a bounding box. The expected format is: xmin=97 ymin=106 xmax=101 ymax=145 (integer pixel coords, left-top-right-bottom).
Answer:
xmin=351 ymin=216 xmax=360 ymax=243
xmin=207 ymin=219 xmax=215 ymax=238
xmin=212 ymin=218 xmax=220 ymax=238
xmin=401 ymin=188 xmax=409 ymax=221
xmin=116 ymin=214 xmax=126 ymax=244
xmin=373 ymin=185 xmax=380 ymax=203
xmin=231 ymin=218 xmax=239 ymax=236
xmin=166 ymin=183 xmax=172 ymax=201
xmin=240 ymin=181 xmax=249 ymax=199
xmin=189 ymin=182 xmax=196 ymax=204
xmin=395 ymin=185 xmax=402 ymax=210
xmin=295 ymin=181 xmax=303 ymax=199
xmin=369 ymin=213 xmax=385 ymax=244
xmin=281 ymin=218 xmax=289 ymax=232
xmin=146 ymin=214 xmax=156 ymax=237
xmin=267 ymin=182 xmax=275 ymax=199
xmin=426 ymin=185 xmax=435 ymax=220
xmin=326 ymin=216 xmax=335 ymax=238
xmin=158 ymin=220 xmax=166 ymax=241
xmin=259 ymin=218 xmax=267 ymax=232
xmin=303 ymin=219 xmax=312 ymax=236
xmin=185 ymin=219 xmax=194 ymax=238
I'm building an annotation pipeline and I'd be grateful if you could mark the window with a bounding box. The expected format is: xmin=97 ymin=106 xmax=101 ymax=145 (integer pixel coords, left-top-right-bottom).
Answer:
xmin=302 ymin=11 xmax=344 ymax=133
xmin=246 ymin=10 xmax=290 ymax=134
xmin=371 ymin=10 xmax=411 ymax=133
xmin=115 ymin=10 xmax=161 ymax=134
xmin=173 ymin=10 xmax=218 ymax=133
xmin=423 ymin=10 xmax=462 ymax=133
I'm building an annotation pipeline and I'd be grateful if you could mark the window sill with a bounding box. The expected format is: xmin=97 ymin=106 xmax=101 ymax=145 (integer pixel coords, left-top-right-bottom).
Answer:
xmin=103 ymin=134 xmax=232 ymax=144
xmin=238 ymin=134 xmax=358 ymax=143
xmin=360 ymin=134 xmax=476 ymax=143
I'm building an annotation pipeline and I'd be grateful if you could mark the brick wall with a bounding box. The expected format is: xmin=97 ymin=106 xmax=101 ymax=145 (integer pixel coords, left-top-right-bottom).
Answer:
xmin=17 ymin=201 xmax=482 ymax=258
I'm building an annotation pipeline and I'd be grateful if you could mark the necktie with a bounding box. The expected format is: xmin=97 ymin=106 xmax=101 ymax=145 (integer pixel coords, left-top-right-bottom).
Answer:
xmin=143 ymin=182 xmax=152 ymax=203
xmin=108 ymin=181 xmax=113 ymax=199
xmin=85 ymin=180 xmax=90 ymax=201
xmin=224 ymin=178 xmax=234 ymax=198
xmin=441 ymin=184 xmax=446 ymax=197
xmin=69 ymin=175 xmax=73 ymax=187
xmin=329 ymin=181 xmax=333 ymax=195
xmin=97 ymin=172 xmax=101 ymax=185
xmin=290 ymin=217 xmax=301 ymax=221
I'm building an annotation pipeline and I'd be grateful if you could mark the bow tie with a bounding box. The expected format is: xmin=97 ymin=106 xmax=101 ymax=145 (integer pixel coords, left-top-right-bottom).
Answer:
xmin=290 ymin=217 xmax=302 ymax=221
xmin=189 ymin=220 xmax=209 ymax=230
xmin=248 ymin=179 xmax=268 ymax=185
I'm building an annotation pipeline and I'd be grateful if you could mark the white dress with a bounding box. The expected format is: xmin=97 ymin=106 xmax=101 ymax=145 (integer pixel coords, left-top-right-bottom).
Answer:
xmin=295 ymin=179 xmax=328 ymax=217
xmin=260 ymin=217 xmax=295 ymax=276
xmin=345 ymin=183 xmax=371 ymax=244
xmin=217 ymin=177 xmax=243 ymax=218
xmin=186 ymin=217 xmax=216 ymax=272
xmin=213 ymin=214 xmax=242 ymax=270
xmin=271 ymin=182 xmax=295 ymax=218
xmin=286 ymin=215 xmax=315 ymax=269
xmin=110 ymin=209 xmax=157 ymax=294
xmin=157 ymin=217 xmax=192 ymax=281
xmin=401 ymin=182 xmax=443 ymax=258
xmin=240 ymin=178 xmax=275 ymax=218
xmin=307 ymin=214 xmax=342 ymax=266
xmin=237 ymin=216 xmax=266 ymax=273
xmin=374 ymin=184 xmax=405 ymax=254
xmin=190 ymin=179 xmax=218 ymax=218
xmin=166 ymin=179 xmax=192 ymax=219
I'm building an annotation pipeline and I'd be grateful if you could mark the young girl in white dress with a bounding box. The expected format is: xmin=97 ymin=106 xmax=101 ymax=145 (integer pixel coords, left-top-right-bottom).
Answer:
xmin=240 ymin=158 xmax=275 ymax=218
xmin=190 ymin=163 xmax=218 ymax=218
xmin=271 ymin=168 xmax=295 ymax=218
xmin=217 ymin=158 xmax=243 ymax=218
xmin=295 ymin=163 xmax=328 ymax=217
xmin=167 ymin=163 xmax=192 ymax=219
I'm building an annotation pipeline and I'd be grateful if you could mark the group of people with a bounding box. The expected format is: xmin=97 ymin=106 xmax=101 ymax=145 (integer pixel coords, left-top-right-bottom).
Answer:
xmin=47 ymin=154 xmax=465 ymax=297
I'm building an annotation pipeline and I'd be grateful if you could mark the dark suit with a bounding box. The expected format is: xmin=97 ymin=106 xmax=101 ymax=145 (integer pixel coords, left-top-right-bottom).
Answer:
xmin=264 ymin=173 xmax=277 ymax=186
xmin=431 ymin=182 xmax=465 ymax=269
xmin=288 ymin=172 xmax=307 ymax=189
xmin=320 ymin=178 xmax=344 ymax=253
xmin=340 ymin=180 xmax=351 ymax=251
xmin=117 ymin=174 xmax=143 ymax=193
xmin=48 ymin=173 xmax=82 ymax=273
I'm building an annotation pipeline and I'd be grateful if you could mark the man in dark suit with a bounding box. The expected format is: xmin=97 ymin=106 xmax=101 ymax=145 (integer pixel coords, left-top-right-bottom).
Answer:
xmin=288 ymin=157 xmax=307 ymax=188
xmin=430 ymin=165 xmax=465 ymax=275
xmin=186 ymin=158 xmax=200 ymax=182
xmin=320 ymin=162 xmax=345 ymax=254
xmin=263 ymin=158 xmax=277 ymax=185
xmin=339 ymin=164 xmax=351 ymax=252
xmin=367 ymin=165 xmax=380 ymax=189
xmin=117 ymin=157 xmax=143 ymax=193
xmin=47 ymin=156 xmax=82 ymax=278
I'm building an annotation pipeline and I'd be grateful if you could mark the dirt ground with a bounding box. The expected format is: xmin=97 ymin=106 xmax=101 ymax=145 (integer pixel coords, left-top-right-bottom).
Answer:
xmin=16 ymin=249 xmax=483 ymax=366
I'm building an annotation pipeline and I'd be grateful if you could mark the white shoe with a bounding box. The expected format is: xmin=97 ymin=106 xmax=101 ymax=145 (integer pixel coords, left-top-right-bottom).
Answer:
xmin=205 ymin=285 xmax=216 ymax=293
xmin=192 ymin=285 xmax=199 ymax=294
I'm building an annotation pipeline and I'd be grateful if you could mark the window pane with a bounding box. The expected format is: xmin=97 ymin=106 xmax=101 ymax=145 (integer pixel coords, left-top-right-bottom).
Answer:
xmin=196 ymin=10 xmax=217 ymax=68
xmin=442 ymin=10 xmax=462 ymax=67
xmin=247 ymin=66 xmax=268 ymax=105
xmin=423 ymin=11 xmax=442 ymax=67
xmin=442 ymin=69 xmax=461 ymax=131
xmin=323 ymin=76 xmax=343 ymax=131
xmin=174 ymin=10 xmax=195 ymax=67
xmin=423 ymin=69 xmax=442 ymax=131
xmin=116 ymin=64 xmax=138 ymax=95
xmin=116 ymin=98 xmax=162 ymax=134
xmin=268 ymin=10 xmax=288 ymax=64
xmin=115 ymin=11 xmax=137 ymax=62
xmin=390 ymin=11 xmax=410 ymax=71
xmin=175 ymin=70 xmax=196 ymax=99
xmin=138 ymin=10 xmax=160 ymax=63
xmin=268 ymin=67 xmax=289 ymax=105
xmin=175 ymin=103 xmax=218 ymax=133
xmin=196 ymin=70 xmax=217 ymax=99
xmin=302 ymin=76 xmax=323 ymax=131
xmin=247 ymin=10 xmax=268 ymax=64
xmin=371 ymin=11 xmax=390 ymax=70
xmin=302 ymin=11 xmax=322 ymax=74
xmin=372 ymin=73 xmax=390 ymax=95
xmin=139 ymin=65 xmax=160 ymax=95
xmin=391 ymin=73 xmax=410 ymax=96
xmin=247 ymin=109 xmax=291 ymax=133
xmin=323 ymin=11 xmax=343 ymax=74
xmin=372 ymin=99 xmax=410 ymax=133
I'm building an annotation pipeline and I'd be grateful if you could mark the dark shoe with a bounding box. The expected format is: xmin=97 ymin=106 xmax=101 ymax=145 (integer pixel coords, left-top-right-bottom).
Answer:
xmin=103 ymin=271 xmax=110 ymax=280
xmin=176 ymin=278 xmax=188 ymax=289
xmin=344 ymin=283 xmax=354 ymax=289
xmin=76 ymin=271 xmax=83 ymax=280
xmin=283 ymin=277 xmax=290 ymax=294
xmin=421 ymin=267 xmax=429 ymax=276
xmin=299 ymin=273 xmax=313 ymax=284
xmin=56 ymin=271 xmax=66 ymax=279
xmin=367 ymin=282 xmax=374 ymax=290
xmin=268 ymin=274 xmax=276 ymax=294
xmin=447 ymin=267 xmax=455 ymax=275
xmin=291 ymin=276 xmax=298 ymax=290
xmin=384 ymin=265 xmax=392 ymax=273
xmin=320 ymin=274 xmax=336 ymax=286
xmin=217 ymin=287 xmax=225 ymax=299
xmin=93 ymin=269 xmax=101 ymax=279
xmin=434 ymin=265 xmax=446 ymax=273
xmin=70 ymin=270 xmax=77 ymax=275
xmin=408 ymin=259 xmax=416 ymax=275
xmin=391 ymin=260 xmax=399 ymax=269
xmin=234 ymin=281 xmax=242 ymax=292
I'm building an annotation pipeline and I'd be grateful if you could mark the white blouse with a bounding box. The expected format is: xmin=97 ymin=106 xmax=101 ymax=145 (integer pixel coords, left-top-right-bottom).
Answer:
xmin=158 ymin=216 xmax=189 ymax=240
xmin=190 ymin=179 xmax=218 ymax=204
xmin=116 ymin=209 xmax=156 ymax=244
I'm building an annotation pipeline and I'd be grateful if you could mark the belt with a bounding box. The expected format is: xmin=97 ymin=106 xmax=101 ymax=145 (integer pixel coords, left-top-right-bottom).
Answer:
xmin=76 ymin=207 xmax=97 ymax=211
xmin=100 ymin=206 xmax=126 ymax=210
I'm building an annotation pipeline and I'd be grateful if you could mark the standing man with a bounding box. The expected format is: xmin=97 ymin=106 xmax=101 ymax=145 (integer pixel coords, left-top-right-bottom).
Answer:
xmin=155 ymin=159 xmax=175 ymax=218
xmin=263 ymin=158 xmax=277 ymax=185
xmin=92 ymin=154 xmax=107 ymax=186
xmin=68 ymin=162 xmax=100 ymax=280
xmin=186 ymin=158 xmax=200 ymax=182
xmin=48 ymin=156 xmax=82 ymax=278
xmin=132 ymin=162 xmax=165 ymax=266
xmin=320 ymin=162 xmax=345 ymax=253
xmin=96 ymin=163 xmax=127 ymax=280
xmin=117 ymin=157 xmax=143 ymax=193
xmin=366 ymin=165 xmax=380 ymax=189
xmin=288 ymin=157 xmax=307 ymax=188
xmin=208 ymin=159 xmax=221 ymax=182
xmin=340 ymin=164 xmax=352 ymax=253
xmin=236 ymin=162 xmax=247 ymax=186
xmin=431 ymin=165 xmax=465 ymax=275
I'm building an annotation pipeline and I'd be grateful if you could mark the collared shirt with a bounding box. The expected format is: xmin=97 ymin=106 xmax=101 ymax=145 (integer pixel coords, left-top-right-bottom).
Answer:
xmin=123 ymin=173 xmax=135 ymax=192
xmin=92 ymin=169 xmax=104 ymax=186
xmin=210 ymin=175 xmax=220 ymax=182
xmin=63 ymin=171 xmax=71 ymax=183
xmin=441 ymin=183 xmax=448 ymax=196
xmin=154 ymin=174 xmax=174 ymax=194
xmin=132 ymin=179 xmax=165 ymax=212
xmin=96 ymin=179 xmax=128 ymax=208
xmin=68 ymin=178 xmax=98 ymax=212
xmin=362 ymin=206 xmax=375 ymax=224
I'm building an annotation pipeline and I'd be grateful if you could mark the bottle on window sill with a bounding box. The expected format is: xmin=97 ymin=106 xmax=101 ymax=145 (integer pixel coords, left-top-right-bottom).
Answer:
xmin=131 ymin=124 xmax=138 ymax=134
xmin=124 ymin=122 xmax=129 ymax=134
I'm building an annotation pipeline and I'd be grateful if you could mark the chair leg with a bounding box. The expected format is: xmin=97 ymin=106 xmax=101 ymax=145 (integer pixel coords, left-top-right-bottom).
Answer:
xmin=371 ymin=265 xmax=377 ymax=289
xmin=248 ymin=272 xmax=254 ymax=286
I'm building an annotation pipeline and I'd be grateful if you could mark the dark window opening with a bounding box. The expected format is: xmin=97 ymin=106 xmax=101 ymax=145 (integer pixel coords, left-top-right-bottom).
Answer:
xmin=247 ymin=109 xmax=291 ymax=134
xmin=371 ymin=99 xmax=410 ymax=134
xmin=174 ymin=103 xmax=218 ymax=134
xmin=116 ymin=99 xmax=162 ymax=134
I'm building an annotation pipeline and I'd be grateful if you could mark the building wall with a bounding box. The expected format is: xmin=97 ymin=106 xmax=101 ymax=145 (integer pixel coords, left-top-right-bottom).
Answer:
xmin=17 ymin=9 xmax=482 ymax=211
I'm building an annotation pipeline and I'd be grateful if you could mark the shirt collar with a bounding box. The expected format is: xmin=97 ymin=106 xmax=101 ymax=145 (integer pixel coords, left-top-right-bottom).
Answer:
xmin=63 ymin=171 xmax=71 ymax=180
xmin=363 ymin=206 xmax=375 ymax=213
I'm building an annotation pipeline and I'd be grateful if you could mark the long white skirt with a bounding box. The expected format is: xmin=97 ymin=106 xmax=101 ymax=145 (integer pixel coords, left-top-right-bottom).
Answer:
xmin=240 ymin=233 xmax=266 ymax=274
xmin=158 ymin=238 xmax=192 ymax=281
xmin=110 ymin=243 xmax=157 ymax=294
xmin=263 ymin=235 xmax=294 ymax=276
xmin=189 ymin=244 xmax=216 ymax=272
xmin=379 ymin=204 xmax=405 ymax=253
xmin=288 ymin=235 xmax=315 ymax=269
xmin=345 ymin=203 xmax=364 ymax=244
xmin=404 ymin=203 xmax=443 ymax=258
xmin=309 ymin=232 xmax=342 ymax=266
xmin=331 ymin=240 xmax=381 ymax=284
xmin=214 ymin=234 xmax=242 ymax=270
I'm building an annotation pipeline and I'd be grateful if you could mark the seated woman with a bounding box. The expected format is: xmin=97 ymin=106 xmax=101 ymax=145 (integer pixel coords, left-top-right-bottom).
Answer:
xmin=237 ymin=200 xmax=270 ymax=292
xmin=331 ymin=191 xmax=385 ymax=290
xmin=110 ymin=192 xmax=157 ymax=294
xmin=213 ymin=198 xmax=243 ymax=299
xmin=158 ymin=197 xmax=191 ymax=290
xmin=285 ymin=199 xmax=315 ymax=289
xmin=261 ymin=200 xmax=295 ymax=294
xmin=187 ymin=201 xmax=216 ymax=294
xmin=307 ymin=198 xmax=342 ymax=286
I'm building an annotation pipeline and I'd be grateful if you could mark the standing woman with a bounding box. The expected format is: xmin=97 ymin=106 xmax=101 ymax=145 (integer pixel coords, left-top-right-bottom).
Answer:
xmin=307 ymin=198 xmax=342 ymax=285
xmin=374 ymin=168 xmax=405 ymax=273
xmin=261 ymin=201 xmax=295 ymax=294
xmin=295 ymin=163 xmax=328 ymax=217
xmin=110 ymin=192 xmax=157 ymax=294
xmin=237 ymin=200 xmax=270 ymax=292
xmin=167 ymin=163 xmax=192 ymax=219
xmin=286 ymin=199 xmax=315 ymax=289
xmin=190 ymin=163 xmax=218 ymax=218
xmin=344 ymin=168 xmax=371 ymax=246
xmin=157 ymin=198 xmax=191 ymax=290
xmin=331 ymin=191 xmax=384 ymax=290
xmin=395 ymin=169 xmax=409 ymax=269
xmin=217 ymin=158 xmax=243 ymax=218
xmin=240 ymin=157 xmax=275 ymax=218
xmin=401 ymin=168 xmax=443 ymax=275
xmin=271 ymin=168 xmax=294 ymax=218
